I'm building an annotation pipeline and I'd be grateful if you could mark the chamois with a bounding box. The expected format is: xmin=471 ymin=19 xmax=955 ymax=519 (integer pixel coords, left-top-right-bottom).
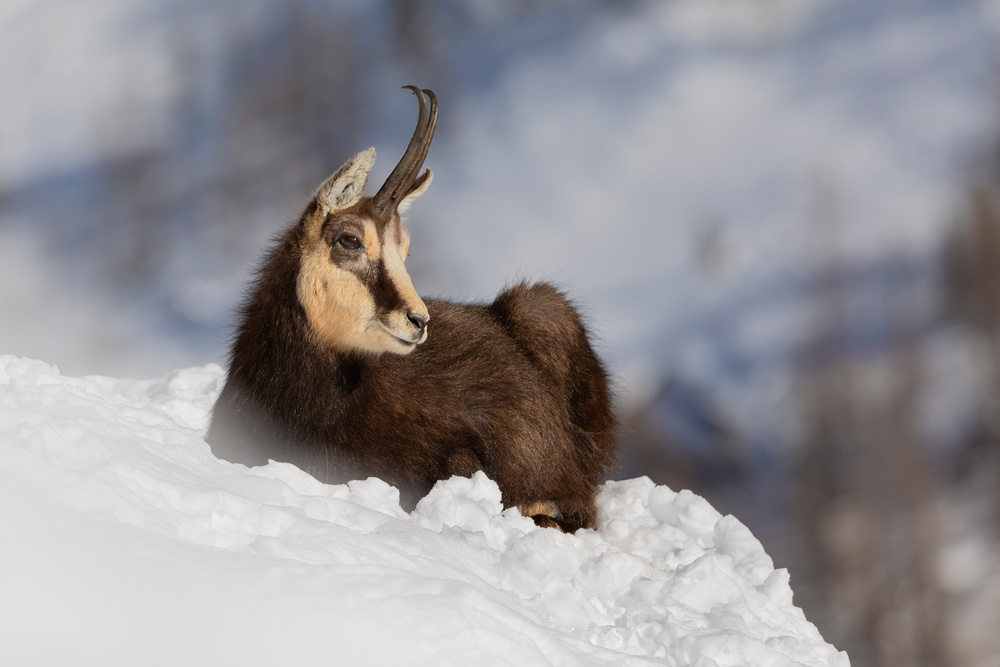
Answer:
xmin=207 ymin=87 xmax=616 ymax=532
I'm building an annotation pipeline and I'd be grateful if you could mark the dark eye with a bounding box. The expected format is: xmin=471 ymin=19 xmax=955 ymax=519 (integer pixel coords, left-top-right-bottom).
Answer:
xmin=338 ymin=234 xmax=362 ymax=251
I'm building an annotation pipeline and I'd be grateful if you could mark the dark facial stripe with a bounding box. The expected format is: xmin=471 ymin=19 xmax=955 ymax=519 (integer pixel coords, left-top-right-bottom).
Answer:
xmin=360 ymin=258 xmax=404 ymax=316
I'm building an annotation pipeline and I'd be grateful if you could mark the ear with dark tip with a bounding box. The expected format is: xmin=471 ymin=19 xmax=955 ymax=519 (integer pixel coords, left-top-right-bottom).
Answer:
xmin=397 ymin=168 xmax=433 ymax=215
xmin=315 ymin=147 xmax=376 ymax=217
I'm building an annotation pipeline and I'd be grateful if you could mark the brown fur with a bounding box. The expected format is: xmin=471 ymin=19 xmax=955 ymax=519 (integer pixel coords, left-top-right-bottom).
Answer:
xmin=207 ymin=165 xmax=616 ymax=533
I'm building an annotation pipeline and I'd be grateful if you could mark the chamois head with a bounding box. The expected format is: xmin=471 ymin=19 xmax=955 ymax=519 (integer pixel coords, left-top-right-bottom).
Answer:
xmin=296 ymin=86 xmax=437 ymax=356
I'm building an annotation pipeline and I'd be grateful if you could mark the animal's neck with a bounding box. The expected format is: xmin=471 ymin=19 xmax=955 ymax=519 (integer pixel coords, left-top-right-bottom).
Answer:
xmin=231 ymin=232 xmax=369 ymax=403
xmin=332 ymin=354 xmax=366 ymax=394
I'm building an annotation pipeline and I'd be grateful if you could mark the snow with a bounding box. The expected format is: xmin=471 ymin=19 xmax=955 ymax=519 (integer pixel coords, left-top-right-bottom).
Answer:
xmin=0 ymin=355 xmax=847 ymax=666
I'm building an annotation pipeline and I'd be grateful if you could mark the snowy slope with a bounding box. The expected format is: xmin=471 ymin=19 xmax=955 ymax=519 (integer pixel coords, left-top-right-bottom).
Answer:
xmin=0 ymin=355 xmax=847 ymax=666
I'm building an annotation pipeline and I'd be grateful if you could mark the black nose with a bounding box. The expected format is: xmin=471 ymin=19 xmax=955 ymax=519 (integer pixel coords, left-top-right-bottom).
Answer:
xmin=407 ymin=312 xmax=427 ymax=333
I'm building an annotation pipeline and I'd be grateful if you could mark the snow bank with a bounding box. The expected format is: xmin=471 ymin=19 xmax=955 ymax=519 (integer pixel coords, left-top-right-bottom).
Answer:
xmin=0 ymin=355 xmax=847 ymax=666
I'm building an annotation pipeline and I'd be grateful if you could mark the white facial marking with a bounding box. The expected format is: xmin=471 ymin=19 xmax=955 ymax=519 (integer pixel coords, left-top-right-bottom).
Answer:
xmin=362 ymin=218 xmax=381 ymax=261
xmin=376 ymin=221 xmax=429 ymax=350
xmin=297 ymin=211 xmax=428 ymax=356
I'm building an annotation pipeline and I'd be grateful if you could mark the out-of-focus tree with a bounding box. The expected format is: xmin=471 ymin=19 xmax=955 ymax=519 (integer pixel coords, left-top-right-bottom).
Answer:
xmin=945 ymin=181 xmax=1000 ymax=529
xmin=791 ymin=177 xmax=951 ymax=667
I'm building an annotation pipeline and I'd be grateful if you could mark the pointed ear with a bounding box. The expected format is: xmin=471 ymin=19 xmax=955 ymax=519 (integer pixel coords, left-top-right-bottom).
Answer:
xmin=315 ymin=148 xmax=376 ymax=216
xmin=396 ymin=169 xmax=433 ymax=216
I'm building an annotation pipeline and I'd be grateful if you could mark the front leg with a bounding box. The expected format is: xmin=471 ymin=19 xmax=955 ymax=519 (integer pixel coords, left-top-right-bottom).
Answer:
xmin=398 ymin=447 xmax=484 ymax=512
xmin=442 ymin=447 xmax=484 ymax=478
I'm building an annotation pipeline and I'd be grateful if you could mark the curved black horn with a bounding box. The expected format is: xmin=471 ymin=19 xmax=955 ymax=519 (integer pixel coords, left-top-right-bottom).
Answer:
xmin=372 ymin=86 xmax=438 ymax=216
xmin=402 ymin=89 xmax=438 ymax=197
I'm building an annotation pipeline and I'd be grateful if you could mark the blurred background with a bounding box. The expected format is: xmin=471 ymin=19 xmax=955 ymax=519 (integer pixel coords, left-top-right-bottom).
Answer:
xmin=1 ymin=0 xmax=999 ymax=664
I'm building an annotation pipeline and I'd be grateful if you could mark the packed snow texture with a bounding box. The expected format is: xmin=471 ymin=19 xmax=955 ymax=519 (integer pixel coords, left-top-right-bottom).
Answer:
xmin=0 ymin=355 xmax=847 ymax=666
